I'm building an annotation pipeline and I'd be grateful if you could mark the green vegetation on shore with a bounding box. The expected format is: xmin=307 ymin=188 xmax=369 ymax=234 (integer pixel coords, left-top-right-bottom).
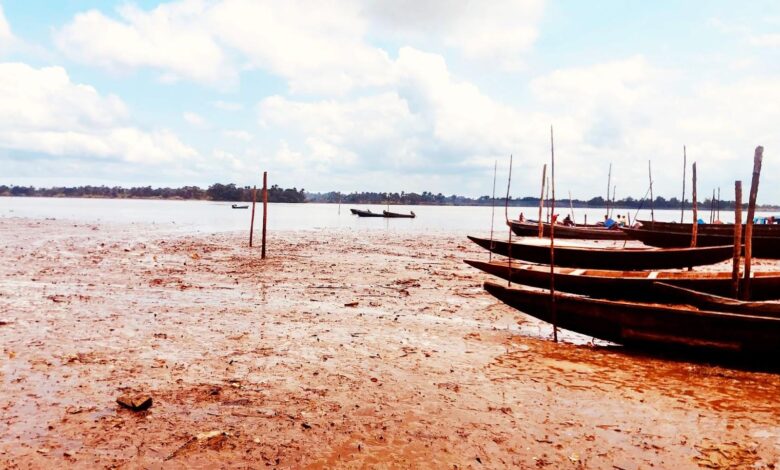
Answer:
xmin=1 ymin=184 xmax=777 ymax=210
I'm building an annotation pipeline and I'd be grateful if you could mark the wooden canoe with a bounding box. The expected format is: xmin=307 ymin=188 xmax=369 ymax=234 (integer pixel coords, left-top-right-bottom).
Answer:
xmin=467 ymin=236 xmax=733 ymax=271
xmin=637 ymin=219 xmax=780 ymax=234
xmin=383 ymin=210 xmax=415 ymax=218
xmin=652 ymin=282 xmax=780 ymax=317
xmin=508 ymin=219 xmax=628 ymax=240
xmin=622 ymin=227 xmax=780 ymax=259
xmin=353 ymin=209 xmax=384 ymax=217
xmin=464 ymin=259 xmax=780 ymax=301
xmin=483 ymin=281 xmax=780 ymax=354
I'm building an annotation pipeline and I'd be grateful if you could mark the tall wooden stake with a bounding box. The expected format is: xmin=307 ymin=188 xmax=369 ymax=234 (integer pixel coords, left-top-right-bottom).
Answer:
xmin=537 ymin=164 xmax=546 ymax=238
xmin=489 ymin=160 xmax=498 ymax=262
xmin=504 ymin=155 xmax=514 ymax=286
xmin=249 ymin=185 xmax=257 ymax=247
xmin=742 ymin=146 xmax=764 ymax=300
xmin=731 ymin=181 xmax=743 ymax=298
xmin=710 ymin=188 xmax=716 ymax=223
xmin=690 ymin=162 xmax=698 ymax=247
xmin=648 ymin=160 xmax=655 ymax=222
xmin=261 ymin=171 xmax=268 ymax=259
xmin=717 ymin=187 xmax=721 ymax=221
xmin=611 ymin=185 xmax=616 ymax=218
xmin=545 ymin=176 xmax=551 ymax=222
xmin=606 ymin=163 xmax=612 ymax=218
xmin=681 ymin=146 xmax=687 ymax=222
xmin=549 ymin=126 xmax=557 ymax=342
xmin=568 ymin=190 xmax=575 ymax=223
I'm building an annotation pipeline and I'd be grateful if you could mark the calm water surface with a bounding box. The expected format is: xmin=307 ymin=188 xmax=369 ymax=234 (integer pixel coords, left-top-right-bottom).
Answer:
xmin=0 ymin=197 xmax=761 ymax=235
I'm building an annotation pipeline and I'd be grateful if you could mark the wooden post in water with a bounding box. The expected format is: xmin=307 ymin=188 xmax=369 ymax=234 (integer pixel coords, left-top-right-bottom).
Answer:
xmin=681 ymin=146 xmax=687 ymax=223
xmin=690 ymin=163 xmax=698 ymax=247
xmin=504 ymin=155 xmax=514 ymax=286
xmin=549 ymin=126 xmax=557 ymax=342
xmin=249 ymin=185 xmax=257 ymax=247
xmin=717 ymin=187 xmax=721 ymax=221
xmin=568 ymin=190 xmax=575 ymax=224
xmin=537 ymin=164 xmax=546 ymax=238
xmin=606 ymin=163 xmax=612 ymax=218
xmin=545 ymin=176 xmax=551 ymax=222
xmin=261 ymin=171 xmax=268 ymax=259
xmin=488 ymin=160 xmax=498 ymax=262
xmin=648 ymin=160 xmax=655 ymax=222
xmin=731 ymin=181 xmax=743 ymax=298
xmin=742 ymin=146 xmax=764 ymax=300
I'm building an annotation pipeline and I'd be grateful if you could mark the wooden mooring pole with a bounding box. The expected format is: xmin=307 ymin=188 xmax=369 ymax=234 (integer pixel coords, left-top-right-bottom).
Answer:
xmin=261 ymin=171 xmax=268 ymax=259
xmin=249 ymin=185 xmax=257 ymax=247
xmin=690 ymin=162 xmax=698 ymax=247
xmin=537 ymin=164 xmax=546 ymax=238
xmin=742 ymin=146 xmax=764 ymax=300
xmin=504 ymin=155 xmax=514 ymax=286
xmin=549 ymin=126 xmax=558 ymax=342
xmin=648 ymin=160 xmax=655 ymax=222
xmin=731 ymin=181 xmax=742 ymax=298
xmin=681 ymin=146 xmax=687 ymax=223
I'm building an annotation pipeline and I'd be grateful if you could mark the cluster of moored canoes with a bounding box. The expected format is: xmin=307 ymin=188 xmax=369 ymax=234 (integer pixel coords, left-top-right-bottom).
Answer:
xmin=466 ymin=217 xmax=780 ymax=356
xmin=350 ymin=208 xmax=416 ymax=218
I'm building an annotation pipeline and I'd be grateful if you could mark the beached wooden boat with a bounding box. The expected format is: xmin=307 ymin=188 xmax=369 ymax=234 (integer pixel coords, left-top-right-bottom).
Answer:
xmin=353 ymin=209 xmax=384 ymax=217
xmin=231 ymin=204 xmax=249 ymax=209
xmin=464 ymin=259 xmax=780 ymax=301
xmin=483 ymin=281 xmax=780 ymax=354
xmin=652 ymin=282 xmax=780 ymax=317
xmin=383 ymin=210 xmax=416 ymax=218
xmin=350 ymin=208 xmax=360 ymax=215
xmin=622 ymin=227 xmax=780 ymax=259
xmin=508 ymin=219 xmax=628 ymax=240
xmin=636 ymin=219 xmax=780 ymax=234
xmin=467 ymin=236 xmax=733 ymax=271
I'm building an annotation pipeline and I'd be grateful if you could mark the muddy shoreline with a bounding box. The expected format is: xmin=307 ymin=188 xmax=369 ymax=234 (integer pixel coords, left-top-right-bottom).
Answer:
xmin=1 ymin=218 xmax=779 ymax=468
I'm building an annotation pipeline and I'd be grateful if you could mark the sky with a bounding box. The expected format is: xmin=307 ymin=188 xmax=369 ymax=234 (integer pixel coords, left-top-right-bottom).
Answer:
xmin=1 ymin=1 xmax=779 ymax=201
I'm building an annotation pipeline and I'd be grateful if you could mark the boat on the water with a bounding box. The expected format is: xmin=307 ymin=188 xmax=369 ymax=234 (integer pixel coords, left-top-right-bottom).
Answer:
xmin=464 ymin=259 xmax=780 ymax=301
xmin=508 ymin=219 xmax=628 ymax=240
xmin=636 ymin=219 xmax=780 ymax=235
xmin=353 ymin=209 xmax=384 ymax=217
xmin=483 ymin=281 xmax=780 ymax=354
xmin=652 ymin=282 xmax=780 ymax=317
xmin=467 ymin=235 xmax=733 ymax=271
xmin=622 ymin=227 xmax=780 ymax=259
xmin=383 ymin=210 xmax=415 ymax=218
xmin=231 ymin=204 xmax=249 ymax=209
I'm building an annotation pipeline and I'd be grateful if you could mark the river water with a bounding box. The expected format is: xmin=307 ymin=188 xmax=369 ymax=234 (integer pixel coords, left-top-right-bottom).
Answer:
xmin=0 ymin=197 xmax=766 ymax=234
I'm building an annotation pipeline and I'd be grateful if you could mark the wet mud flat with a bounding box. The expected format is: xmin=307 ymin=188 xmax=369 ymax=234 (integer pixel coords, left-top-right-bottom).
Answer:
xmin=1 ymin=218 xmax=780 ymax=468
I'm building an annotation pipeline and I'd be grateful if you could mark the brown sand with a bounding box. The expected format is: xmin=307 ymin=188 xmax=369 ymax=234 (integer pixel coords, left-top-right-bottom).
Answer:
xmin=1 ymin=218 xmax=779 ymax=468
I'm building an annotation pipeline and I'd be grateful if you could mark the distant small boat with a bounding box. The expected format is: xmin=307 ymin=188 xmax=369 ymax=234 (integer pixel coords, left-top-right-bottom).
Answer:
xmin=231 ymin=204 xmax=249 ymax=209
xmin=353 ymin=209 xmax=384 ymax=217
xmin=383 ymin=210 xmax=415 ymax=218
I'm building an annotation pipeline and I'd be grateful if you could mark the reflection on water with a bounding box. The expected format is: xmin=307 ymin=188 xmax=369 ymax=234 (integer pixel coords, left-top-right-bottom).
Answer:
xmin=0 ymin=197 xmax=762 ymax=234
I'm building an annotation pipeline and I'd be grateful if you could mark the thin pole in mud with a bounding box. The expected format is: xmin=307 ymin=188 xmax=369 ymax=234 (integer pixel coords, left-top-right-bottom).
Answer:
xmin=549 ymin=126 xmax=558 ymax=342
xmin=691 ymin=163 xmax=698 ymax=248
xmin=249 ymin=185 xmax=257 ymax=247
xmin=648 ymin=160 xmax=654 ymax=222
xmin=731 ymin=181 xmax=743 ymax=298
xmin=717 ymin=187 xmax=721 ymax=221
xmin=338 ymin=192 xmax=341 ymax=215
xmin=262 ymin=171 xmax=268 ymax=259
xmin=489 ymin=160 xmax=498 ymax=262
xmin=537 ymin=164 xmax=546 ymax=238
xmin=742 ymin=146 xmax=764 ymax=300
xmin=606 ymin=162 xmax=612 ymax=219
xmin=681 ymin=146 xmax=687 ymax=223
xmin=504 ymin=154 xmax=514 ymax=286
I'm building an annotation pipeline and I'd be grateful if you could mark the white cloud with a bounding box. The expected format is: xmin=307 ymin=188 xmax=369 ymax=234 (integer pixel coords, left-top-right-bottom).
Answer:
xmin=212 ymin=100 xmax=243 ymax=111
xmin=0 ymin=62 xmax=196 ymax=165
xmin=183 ymin=111 xmax=207 ymax=128
xmin=54 ymin=1 xmax=235 ymax=86
xmin=54 ymin=0 xmax=545 ymax=93
xmin=222 ymin=130 xmax=252 ymax=142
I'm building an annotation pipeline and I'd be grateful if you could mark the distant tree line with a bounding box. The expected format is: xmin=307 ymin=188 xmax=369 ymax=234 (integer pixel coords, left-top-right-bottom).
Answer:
xmin=0 ymin=184 xmax=305 ymax=203
xmin=306 ymin=191 xmax=779 ymax=210
xmin=1 ymin=184 xmax=776 ymax=209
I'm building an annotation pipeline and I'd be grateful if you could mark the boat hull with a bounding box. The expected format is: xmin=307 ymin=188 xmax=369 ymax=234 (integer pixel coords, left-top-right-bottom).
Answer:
xmin=622 ymin=227 xmax=780 ymax=259
xmin=484 ymin=281 xmax=780 ymax=354
xmin=464 ymin=259 xmax=780 ymax=301
xmin=508 ymin=220 xmax=628 ymax=240
xmin=467 ymin=236 xmax=733 ymax=271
